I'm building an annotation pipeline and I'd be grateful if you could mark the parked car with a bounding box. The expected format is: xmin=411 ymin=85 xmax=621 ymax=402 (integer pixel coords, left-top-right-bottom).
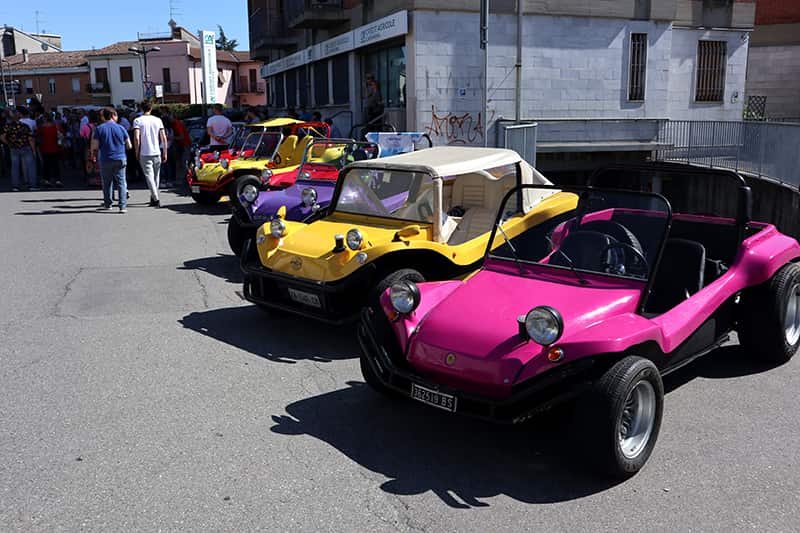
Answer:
xmin=227 ymin=139 xmax=381 ymax=255
xmin=240 ymin=146 xmax=576 ymax=323
xmin=357 ymin=163 xmax=800 ymax=478
xmin=187 ymin=118 xmax=330 ymax=205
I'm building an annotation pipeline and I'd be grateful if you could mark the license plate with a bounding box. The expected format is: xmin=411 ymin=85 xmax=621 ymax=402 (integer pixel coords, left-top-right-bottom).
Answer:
xmin=288 ymin=288 xmax=322 ymax=308
xmin=411 ymin=383 xmax=457 ymax=412
xmin=191 ymin=185 xmax=200 ymax=193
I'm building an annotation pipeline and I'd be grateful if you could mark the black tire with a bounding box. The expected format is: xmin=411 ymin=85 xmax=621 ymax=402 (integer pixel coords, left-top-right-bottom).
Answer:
xmin=738 ymin=263 xmax=800 ymax=364
xmin=370 ymin=268 xmax=425 ymax=309
xmin=578 ymin=356 xmax=664 ymax=478
xmin=191 ymin=191 xmax=221 ymax=205
xmin=231 ymin=174 xmax=262 ymax=206
xmin=227 ymin=217 xmax=253 ymax=256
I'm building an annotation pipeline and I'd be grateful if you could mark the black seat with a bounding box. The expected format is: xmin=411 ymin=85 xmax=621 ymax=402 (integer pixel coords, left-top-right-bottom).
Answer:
xmin=550 ymin=230 xmax=616 ymax=272
xmin=351 ymin=148 xmax=369 ymax=161
xmin=648 ymin=238 xmax=706 ymax=313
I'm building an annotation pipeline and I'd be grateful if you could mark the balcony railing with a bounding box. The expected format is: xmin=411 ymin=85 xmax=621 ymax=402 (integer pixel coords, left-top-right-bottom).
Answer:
xmin=236 ymin=78 xmax=265 ymax=94
xmin=87 ymin=82 xmax=110 ymax=94
xmin=163 ymin=81 xmax=181 ymax=94
xmin=249 ymin=4 xmax=300 ymax=55
xmin=286 ymin=0 xmax=347 ymax=29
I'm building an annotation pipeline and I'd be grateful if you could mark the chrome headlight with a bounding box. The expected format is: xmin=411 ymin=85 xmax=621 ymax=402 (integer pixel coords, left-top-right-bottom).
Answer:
xmin=195 ymin=157 xmax=203 ymax=169
xmin=346 ymin=229 xmax=363 ymax=250
xmin=301 ymin=172 xmax=311 ymax=180
xmin=220 ymin=158 xmax=229 ymax=170
xmin=213 ymin=150 xmax=220 ymax=159
xmin=242 ymin=184 xmax=258 ymax=204
xmin=524 ymin=306 xmax=563 ymax=345
xmin=261 ymin=169 xmax=273 ymax=180
xmin=301 ymin=187 xmax=318 ymax=207
xmin=270 ymin=218 xmax=286 ymax=239
xmin=390 ymin=280 xmax=420 ymax=315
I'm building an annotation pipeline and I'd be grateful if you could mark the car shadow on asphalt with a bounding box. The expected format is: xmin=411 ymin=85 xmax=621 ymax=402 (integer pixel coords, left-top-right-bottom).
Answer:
xmin=179 ymin=305 xmax=359 ymax=364
xmin=164 ymin=201 xmax=231 ymax=215
xmin=179 ymin=254 xmax=243 ymax=284
xmin=270 ymin=381 xmax=621 ymax=507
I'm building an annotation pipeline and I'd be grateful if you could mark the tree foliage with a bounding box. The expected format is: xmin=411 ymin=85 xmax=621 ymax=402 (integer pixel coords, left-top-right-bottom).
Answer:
xmin=215 ymin=25 xmax=238 ymax=51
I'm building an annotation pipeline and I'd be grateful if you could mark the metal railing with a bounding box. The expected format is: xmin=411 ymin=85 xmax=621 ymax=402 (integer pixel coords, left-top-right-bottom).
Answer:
xmin=499 ymin=122 xmax=538 ymax=167
xmin=657 ymin=120 xmax=800 ymax=188
xmin=237 ymin=77 xmax=265 ymax=94
xmin=164 ymin=81 xmax=181 ymax=94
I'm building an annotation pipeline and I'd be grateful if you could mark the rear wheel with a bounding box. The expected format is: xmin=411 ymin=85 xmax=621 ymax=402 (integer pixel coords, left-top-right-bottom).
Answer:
xmin=191 ymin=191 xmax=221 ymax=205
xmin=579 ymin=356 xmax=663 ymax=478
xmin=739 ymin=263 xmax=800 ymax=364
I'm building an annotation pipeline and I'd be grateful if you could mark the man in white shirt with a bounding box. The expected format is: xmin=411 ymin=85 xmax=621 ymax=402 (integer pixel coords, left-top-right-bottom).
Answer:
xmin=132 ymin=101 xmax=167 ymax=207
xmin=206 ymin=104 xmax=233 ymax=148
xmin=18 ymin=107 xmax=37 ymax=134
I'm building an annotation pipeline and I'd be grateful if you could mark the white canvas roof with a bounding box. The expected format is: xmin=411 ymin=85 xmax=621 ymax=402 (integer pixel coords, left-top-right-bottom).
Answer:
xmin=352 ymin=146 xmax=525 ymax=178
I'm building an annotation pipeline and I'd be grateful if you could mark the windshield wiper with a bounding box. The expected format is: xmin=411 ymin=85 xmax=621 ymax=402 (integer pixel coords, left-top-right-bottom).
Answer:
xmin=497 ymin=225 xmax=524 ymax=274
xmin=553 ymin=250 xmax=590 ymax=286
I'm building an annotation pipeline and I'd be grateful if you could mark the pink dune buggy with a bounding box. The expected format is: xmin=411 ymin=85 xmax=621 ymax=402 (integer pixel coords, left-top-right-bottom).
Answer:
xmin=358 ymin=163 xmax=800 ymax=478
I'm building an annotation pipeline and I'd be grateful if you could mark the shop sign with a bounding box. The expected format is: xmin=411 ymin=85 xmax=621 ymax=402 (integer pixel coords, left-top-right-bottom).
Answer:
xmin=314 ymin=31 xmax=355 ymax=61
xmin=263 ymin=47 xmax=314 ymax=77
xmin=200 ymin=30 xmax=218 ymax=104
xmin=356 ymin=10 xmax=408 ymax=48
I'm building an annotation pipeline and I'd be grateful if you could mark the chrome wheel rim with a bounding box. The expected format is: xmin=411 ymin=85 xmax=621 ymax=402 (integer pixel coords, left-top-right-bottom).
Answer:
xmin=618 ymin=380 xmax=656 ymax=460
xmin=785 ymin=283 xmax=800 ymax=346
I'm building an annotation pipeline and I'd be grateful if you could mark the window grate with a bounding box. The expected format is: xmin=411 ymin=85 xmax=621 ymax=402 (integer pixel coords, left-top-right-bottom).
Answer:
xmin=696 ymin=40 xmax=726 ymax=102
xmin=628 ymin=33 xmax=647 ymax=101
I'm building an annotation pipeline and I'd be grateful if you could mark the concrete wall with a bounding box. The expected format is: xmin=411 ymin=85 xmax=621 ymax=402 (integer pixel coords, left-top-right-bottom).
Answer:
xmin=746 ymin=44 xmax=800 ymax=118
xmin=411 ymin=11 xmax=749 ymax=145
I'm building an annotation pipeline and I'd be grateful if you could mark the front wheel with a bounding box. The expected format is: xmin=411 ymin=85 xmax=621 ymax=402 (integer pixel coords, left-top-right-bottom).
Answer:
xmin=227 ymin=217 xmax=253 ymax=256
xmin=739 ymin=263 xmax=800 ymax=364
xmin=579 ymin=356 xmax=663 ymax=478
xmin=191 ymin=191 xmax=221 ymax=205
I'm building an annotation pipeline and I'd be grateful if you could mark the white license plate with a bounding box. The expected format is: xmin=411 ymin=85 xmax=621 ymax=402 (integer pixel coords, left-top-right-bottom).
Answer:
xmin=191 ymin=185 xmax=200 ymax=193
xmin=288 ymin=288 xmax=322 ymax=308
xmin=411 ymin=383 xmax=457 ymax=412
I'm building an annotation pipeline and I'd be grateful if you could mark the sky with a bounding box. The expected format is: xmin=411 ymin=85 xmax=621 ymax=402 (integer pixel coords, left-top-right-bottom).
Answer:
xmin=1 ymin=0 xmax=249 ymax=51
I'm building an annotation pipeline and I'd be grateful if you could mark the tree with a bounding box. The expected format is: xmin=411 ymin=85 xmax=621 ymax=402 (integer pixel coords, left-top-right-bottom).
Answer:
xmin=215 ymin=25 xmax=238 ymax=51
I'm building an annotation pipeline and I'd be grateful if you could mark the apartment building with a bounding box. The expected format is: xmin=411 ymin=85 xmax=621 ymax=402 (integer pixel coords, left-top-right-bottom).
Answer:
xmin=249 ymin=0 xmax=755 ymax=170
xmin=3 ymin=50 xmax=91 ymax=108
xmin=744 ymin=0 xmax=800 ymax=119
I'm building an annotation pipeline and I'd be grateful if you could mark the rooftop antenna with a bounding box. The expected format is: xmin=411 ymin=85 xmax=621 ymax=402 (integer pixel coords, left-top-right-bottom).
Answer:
xmin=34 ymin=10 xmax=43 ymax=34
xmin=169 ymin=0 xmax=182 ymax=22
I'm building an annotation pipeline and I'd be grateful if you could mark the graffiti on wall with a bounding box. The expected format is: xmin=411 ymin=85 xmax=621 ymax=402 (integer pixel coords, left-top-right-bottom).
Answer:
xmin=423 ymin=106 xmax=494 ymax=145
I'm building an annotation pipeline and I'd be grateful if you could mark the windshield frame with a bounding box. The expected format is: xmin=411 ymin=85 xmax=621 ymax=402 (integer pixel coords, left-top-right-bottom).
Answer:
xmin=297 ymin=140 xmax=380 ymax=180
xmin=485 ymin=184 xmax=673 ymax=312
xmin=241 ymin=131 xmax=283 ymax=161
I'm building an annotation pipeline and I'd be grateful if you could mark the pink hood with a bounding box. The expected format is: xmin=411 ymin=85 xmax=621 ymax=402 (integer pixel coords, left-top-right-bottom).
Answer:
xmin=407 ymin=264 xmax=644 ymax=397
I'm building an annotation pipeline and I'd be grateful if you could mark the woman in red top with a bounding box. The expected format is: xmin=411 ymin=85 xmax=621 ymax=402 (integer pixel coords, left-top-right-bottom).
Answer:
xmin=38 ymin=114 xmax=63 ymax=187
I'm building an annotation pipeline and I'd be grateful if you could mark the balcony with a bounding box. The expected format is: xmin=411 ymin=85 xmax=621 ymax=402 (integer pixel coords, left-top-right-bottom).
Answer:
xmin=249 ymin=4 xmax=300 ymax=58
xmin=87 ymin=82 xmax=110 ymax=94
xmin=163 ymin=81 xmax=181 ymax=94
xmin=286 ymin=0 xmax=348 ymax=29
xmin=236 ymin=78 xmax=266 ymax=94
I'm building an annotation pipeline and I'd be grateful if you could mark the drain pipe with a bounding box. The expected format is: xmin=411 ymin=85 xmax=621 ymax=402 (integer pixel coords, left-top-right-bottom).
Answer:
xmin=515 ymin=0 xmax=522 ymax=124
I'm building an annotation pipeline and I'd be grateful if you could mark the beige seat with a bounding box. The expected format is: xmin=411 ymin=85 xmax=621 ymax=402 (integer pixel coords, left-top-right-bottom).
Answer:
xmin=446 ymin=172 xmax=516 ymax=245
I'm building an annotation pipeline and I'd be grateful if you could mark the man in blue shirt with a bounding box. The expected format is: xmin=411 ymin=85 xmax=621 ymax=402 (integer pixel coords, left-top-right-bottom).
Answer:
xmin=91 ymin=108 xmax=132 ymax=213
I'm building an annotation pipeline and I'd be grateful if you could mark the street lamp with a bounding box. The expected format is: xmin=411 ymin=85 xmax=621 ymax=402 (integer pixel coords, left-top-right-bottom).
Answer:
xmin=128 ymin=45 xmax=161 ymax=82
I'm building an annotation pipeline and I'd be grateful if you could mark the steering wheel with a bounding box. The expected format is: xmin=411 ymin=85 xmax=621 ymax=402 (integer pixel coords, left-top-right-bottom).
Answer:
xmin=600 ymin=242 xmax=649 ymax=277
xmin=418 ymin=202 xmax=433 ymax=221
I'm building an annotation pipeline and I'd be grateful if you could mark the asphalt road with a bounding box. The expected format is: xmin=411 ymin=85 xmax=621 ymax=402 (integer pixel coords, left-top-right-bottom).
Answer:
xmin=1 ymin=183 xmax=798 ymax=532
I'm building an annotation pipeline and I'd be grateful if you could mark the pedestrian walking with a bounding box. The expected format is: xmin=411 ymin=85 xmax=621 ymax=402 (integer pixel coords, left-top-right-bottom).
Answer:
xmin=0 ymin=109 xmax=37 ymax=191
xmin=133 ymin=101 xmax=167 ymax=207
xmin=206 ymin=104 xmax=233 ymax=150
xmin=38 ymin=114 xmax=64 ymax=188
xmin=91 ymin=108 xmax=131 ymax=213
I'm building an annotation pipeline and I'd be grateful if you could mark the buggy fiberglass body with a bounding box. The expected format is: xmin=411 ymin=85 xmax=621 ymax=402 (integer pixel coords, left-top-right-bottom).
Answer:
xmin=358 ymin=162 xmax=800 ymax=477
xmin=240 ymin=146 xmax=577 ymax=324
xmin=187 ymin=118 xmax=330 ymax=204
xmin=226 ymin=139 xmax=381 ymax=255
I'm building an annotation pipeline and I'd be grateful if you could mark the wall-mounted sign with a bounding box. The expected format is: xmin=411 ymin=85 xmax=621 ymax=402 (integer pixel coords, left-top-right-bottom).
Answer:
xmin=314 ymin=31 xmax=354 ymax=61
xmin=356 ymin=10 xmax=407 ymax=48
xmin=200 ymin=30 xmax=218 ymax=104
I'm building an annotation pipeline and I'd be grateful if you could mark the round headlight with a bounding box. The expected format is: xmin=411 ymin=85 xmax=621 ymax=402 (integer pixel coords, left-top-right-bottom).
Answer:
xmin=220 ymin=158 xmax=229 ymax=170
xmin=196 ymin=158 xmax=203 ymax=169
xmin=346 ymin=229 xmax=363 ymax=250
xmin=301 ymin=187 xmax=318 ymax=207
xmin=524 ymin=306 xmax=563 ymax=346
xmin=390 ymin=280 xmax=420 ymax=315
xmin=242 ymin=184 xmax=258 ymax=203
xmin=261 ymin=169 xmax=273 ymax=180
xmin=270 ymin=218 xmax=286 ymax=239
xmin=301 ymin=172 xmax=311 ymax=180
xmin=213 ymin=150 xmax=220 ymax=159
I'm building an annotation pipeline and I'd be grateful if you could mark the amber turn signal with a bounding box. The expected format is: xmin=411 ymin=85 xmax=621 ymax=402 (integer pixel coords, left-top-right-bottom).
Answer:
xmin=547 ymin=347 xmax=564 ymax=363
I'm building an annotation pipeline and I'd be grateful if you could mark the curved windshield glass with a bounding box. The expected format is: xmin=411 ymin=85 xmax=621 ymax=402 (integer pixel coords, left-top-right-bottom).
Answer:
xmin=490 ymin=186 xmax=670 ymax=281
xmin=300 ymin=141 xmax=379 ymax=177
xmin=242 ymin=132 xmax=282 ymax=159
xmin=335 ymin=168 xmax=433 ymax=223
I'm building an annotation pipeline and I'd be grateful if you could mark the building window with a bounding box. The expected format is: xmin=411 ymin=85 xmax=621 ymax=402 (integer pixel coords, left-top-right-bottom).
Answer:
xmin=298 ymin=66 xmax=309 ymax=108
xmin=695 ymin=40 xmax=726 ymax=102
xmin=313 ymin=61 xmax=330 ymax=107
xmin=48 ymin=78 xmax=56 ymax=95
xmin=362 ymin=45 xmax=406 ymax=108
xmin=628 ymin=33 xmax=647 ymax=101
xmin=162 ymin=68 xmax=171 ymax=91
xmin=71 ymin=77 xmax=80 ymax=93
xmin=286 ymin=69 xmax=298 ymax=108
xmin=24 ymin=79 xmax=33 ymax=94
xmin=332 ymin=54 xmax=349 ymax=105
xmin=273 ymin=73 xmax=286 ymax=108
xmin=120 ymin=66 xmax=134 ymax=83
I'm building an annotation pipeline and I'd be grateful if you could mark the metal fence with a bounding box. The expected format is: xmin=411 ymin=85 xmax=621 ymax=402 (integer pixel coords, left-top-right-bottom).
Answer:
xmin=499 ymin=122 xmax=537 ymax=167
xmin=657 ymin=120 xmax=800 ymax=188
